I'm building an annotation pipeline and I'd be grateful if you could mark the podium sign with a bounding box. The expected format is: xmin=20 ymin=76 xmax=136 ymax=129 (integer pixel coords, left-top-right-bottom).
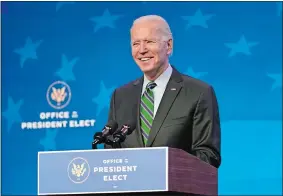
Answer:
xmin=38 ymin=147 xmax=168 ymax=195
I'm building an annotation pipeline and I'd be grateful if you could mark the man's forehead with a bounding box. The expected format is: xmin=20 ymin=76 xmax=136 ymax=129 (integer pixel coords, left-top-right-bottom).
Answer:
xmin=132 ymin=20 xmax=160 ymax=30
xmin=131 ymin=24 xmax=161 ymax=39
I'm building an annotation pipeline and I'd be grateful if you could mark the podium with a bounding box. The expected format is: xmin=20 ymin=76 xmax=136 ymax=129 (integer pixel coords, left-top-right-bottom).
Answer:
xmin=38 ymin=147 xmax=217 ymax=195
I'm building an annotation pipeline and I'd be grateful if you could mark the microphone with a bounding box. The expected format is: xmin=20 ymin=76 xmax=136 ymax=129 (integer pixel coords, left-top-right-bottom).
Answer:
xmin=92 ymin=120 xmax=118 ymax=149
xmin=112 ymin=121 xmax=136 ymax=144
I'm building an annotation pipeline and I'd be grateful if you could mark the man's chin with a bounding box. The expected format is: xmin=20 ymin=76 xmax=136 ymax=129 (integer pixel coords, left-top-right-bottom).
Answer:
xmin=138 ymin=63 xmax=153 ymax=71
xmin=141 ymin=67 xmax=155 ymax=74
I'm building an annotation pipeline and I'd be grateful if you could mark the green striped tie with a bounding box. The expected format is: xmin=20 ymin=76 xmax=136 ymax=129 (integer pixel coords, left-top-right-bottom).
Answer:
xmin=140 ymin=82 xmax=157 ymax=145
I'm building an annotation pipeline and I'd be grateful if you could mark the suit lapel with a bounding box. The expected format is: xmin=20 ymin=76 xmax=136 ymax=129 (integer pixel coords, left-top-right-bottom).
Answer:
xmin=146 ymin=68 xmax=183 ymax=147
xmin=132 ymin=78 xmax=144 ymax=147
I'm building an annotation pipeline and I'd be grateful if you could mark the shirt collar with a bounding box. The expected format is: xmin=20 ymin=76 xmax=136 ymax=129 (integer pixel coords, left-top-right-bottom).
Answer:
xmin=143 ymin=64 xmax=173 ymax=90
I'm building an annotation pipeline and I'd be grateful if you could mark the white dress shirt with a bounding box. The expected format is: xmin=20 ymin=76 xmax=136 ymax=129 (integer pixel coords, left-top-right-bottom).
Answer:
xmin=141 ymin=65 xmax=173 ymax=117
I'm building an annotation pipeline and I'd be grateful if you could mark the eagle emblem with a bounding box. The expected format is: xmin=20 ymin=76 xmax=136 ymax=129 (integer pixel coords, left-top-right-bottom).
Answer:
xmin=68 ymin=157 xmax=90 ymax=184
xmin=51 ymin=86 xmax=67 ymax=106
xmin=71 ymin=162 xmax=86 ymax=179
xmin=47 ymin=81 xmax=72 ymax=110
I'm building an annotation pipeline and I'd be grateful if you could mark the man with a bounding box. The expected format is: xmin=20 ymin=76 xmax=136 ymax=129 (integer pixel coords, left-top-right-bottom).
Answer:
xmin=105 ymin=15 xmax=221 ymax=168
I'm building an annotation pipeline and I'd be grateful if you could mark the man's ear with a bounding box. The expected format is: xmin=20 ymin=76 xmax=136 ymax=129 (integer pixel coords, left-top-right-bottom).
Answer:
xmin=167 ymin=39 xmax=173 ymax=55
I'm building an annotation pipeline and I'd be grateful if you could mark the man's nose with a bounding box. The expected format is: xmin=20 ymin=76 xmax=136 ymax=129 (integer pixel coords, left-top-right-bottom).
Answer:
xmin=139 ymin=43 xmax=148 ymax=53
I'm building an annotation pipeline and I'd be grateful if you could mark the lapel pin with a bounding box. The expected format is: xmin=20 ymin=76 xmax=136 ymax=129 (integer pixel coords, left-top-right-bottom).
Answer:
xmin=171 ymin=88 xmax=176 ymax=91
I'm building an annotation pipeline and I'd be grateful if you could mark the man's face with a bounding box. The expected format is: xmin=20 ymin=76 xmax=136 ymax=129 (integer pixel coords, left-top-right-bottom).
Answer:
xmin=130 ymin=21 xmax=172 ymax=75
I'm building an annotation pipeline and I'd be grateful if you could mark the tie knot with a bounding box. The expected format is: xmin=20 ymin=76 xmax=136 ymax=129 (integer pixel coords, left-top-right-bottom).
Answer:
xmin=146 ymin=82 xmax=157 ymax=90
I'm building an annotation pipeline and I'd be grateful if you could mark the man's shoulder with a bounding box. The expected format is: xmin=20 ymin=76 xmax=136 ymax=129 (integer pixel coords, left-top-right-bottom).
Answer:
xmin=180 ymin=73 xmax=213 ymax=93
xmin=114 ymin=78 xmax=141 ymax=94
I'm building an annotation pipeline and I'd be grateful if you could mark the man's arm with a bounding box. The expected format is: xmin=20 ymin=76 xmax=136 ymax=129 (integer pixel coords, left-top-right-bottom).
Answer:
xmin=104 ymin=90 xmax=116 ymax=149
xmin=191 ymin=85 xmax=221 ymax=168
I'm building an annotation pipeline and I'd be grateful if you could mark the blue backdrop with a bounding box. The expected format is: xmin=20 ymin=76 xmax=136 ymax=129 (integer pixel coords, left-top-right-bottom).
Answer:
xmin=1 ymin=1 xmax=282 ymax=195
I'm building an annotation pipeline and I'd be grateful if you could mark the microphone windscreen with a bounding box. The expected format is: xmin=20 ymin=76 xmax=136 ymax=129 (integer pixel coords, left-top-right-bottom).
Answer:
xmin=125 ymin=120 xmax=136 ymax=134
xmin=105 ymin=120 xmax=118 ymax=134
xmin=93 ymin=132 xmax=103 ymax=139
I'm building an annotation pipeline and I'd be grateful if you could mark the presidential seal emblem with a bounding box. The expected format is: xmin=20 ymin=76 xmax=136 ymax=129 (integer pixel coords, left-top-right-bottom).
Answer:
xmin=67 ymin=157 xmax=90 ymax=184
xmin=46 ymin=81 xmax=71 ymax=109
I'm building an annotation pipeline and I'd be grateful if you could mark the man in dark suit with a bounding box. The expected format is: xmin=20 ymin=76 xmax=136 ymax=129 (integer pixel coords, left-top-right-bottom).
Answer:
xmin=105 ymin=15 xmax=221 ymax=168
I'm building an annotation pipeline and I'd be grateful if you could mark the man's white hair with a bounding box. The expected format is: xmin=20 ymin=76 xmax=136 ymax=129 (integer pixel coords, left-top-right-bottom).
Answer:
xmin=131 ymin=15 xmax=173 ymax=41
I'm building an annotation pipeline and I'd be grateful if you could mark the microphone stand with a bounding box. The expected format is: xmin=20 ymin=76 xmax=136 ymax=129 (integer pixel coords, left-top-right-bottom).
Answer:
xmin=92 ymin=139 xmax=114 ymax=149
xmin=92 ymin=136 xmax=122 ymax=149
xmin=92 ymin=142 xmax=98 ymax=149
xmin=112 ymin=140 xmax=122 ymax=148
